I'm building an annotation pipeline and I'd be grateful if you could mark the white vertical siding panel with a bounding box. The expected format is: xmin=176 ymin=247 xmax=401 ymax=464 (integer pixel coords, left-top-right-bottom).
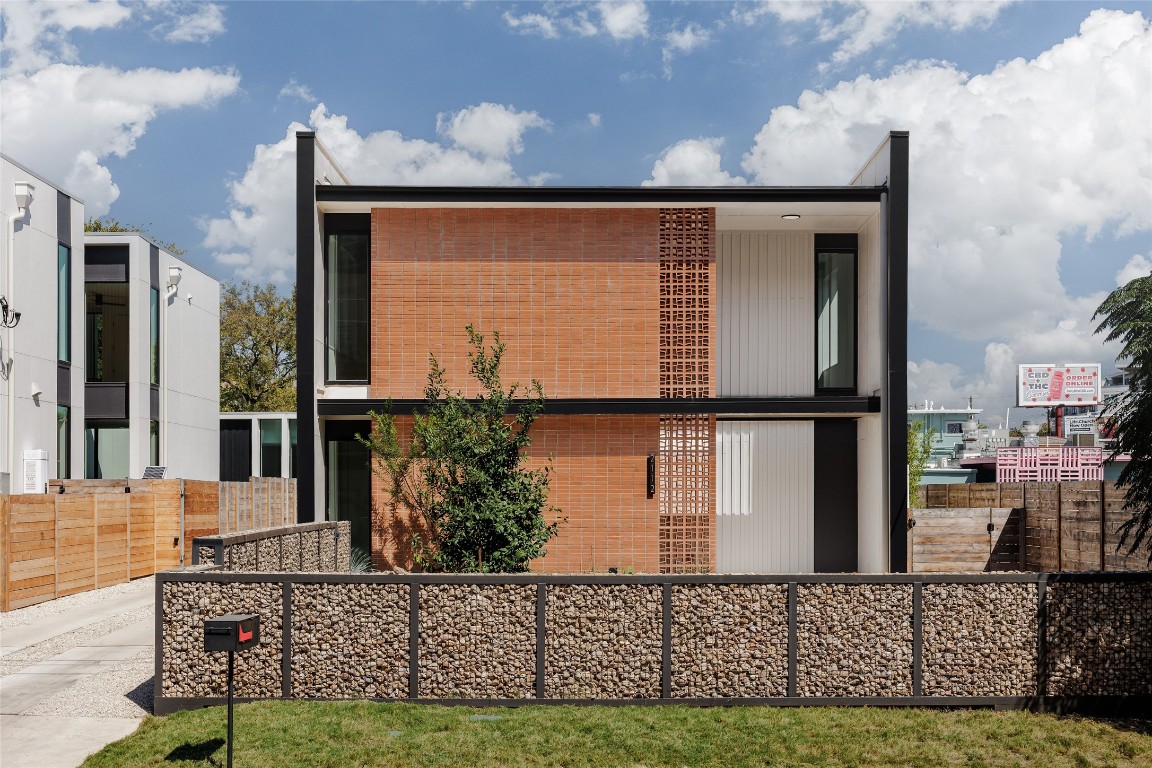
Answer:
xmin=716 ymin=421 xmax=814 ymax=573
xmin=717 ymin=232 xmax=814 ymax=397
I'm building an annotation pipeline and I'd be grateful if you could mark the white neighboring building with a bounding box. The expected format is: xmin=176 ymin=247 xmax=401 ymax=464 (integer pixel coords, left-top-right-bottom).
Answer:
xmin=84 ymin=232 xmax=220 ymax=481
xmin=1 ymin=154 xmax=220 ymax=490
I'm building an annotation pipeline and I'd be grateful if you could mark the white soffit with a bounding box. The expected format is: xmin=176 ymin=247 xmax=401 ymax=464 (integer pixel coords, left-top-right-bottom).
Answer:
xmin=317 ymin=199 xmax=880 ymax=228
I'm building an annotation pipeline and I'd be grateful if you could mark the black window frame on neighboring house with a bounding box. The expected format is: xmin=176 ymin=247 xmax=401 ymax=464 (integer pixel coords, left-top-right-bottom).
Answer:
xmin=323 ymin=214 xmax=371 ymax=385
xmin=58 ymin=243 xmax=71 ymax=363
xmin=814 ymin=234 xmax=858 ymax=394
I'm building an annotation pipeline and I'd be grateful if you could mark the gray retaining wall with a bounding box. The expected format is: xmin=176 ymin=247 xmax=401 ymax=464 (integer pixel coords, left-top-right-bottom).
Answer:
xmin=154 ymin=572 xmax=1152 ymax=714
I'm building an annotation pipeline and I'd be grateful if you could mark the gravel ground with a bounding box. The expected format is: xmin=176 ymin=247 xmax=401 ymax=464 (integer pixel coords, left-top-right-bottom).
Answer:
xmin=0 ymin=604 xmax=153 ymax=676
xmin=1 ymin=578 xmax=155 ymax=718
xmin=0 ymin=577 xmax=152 ymax=630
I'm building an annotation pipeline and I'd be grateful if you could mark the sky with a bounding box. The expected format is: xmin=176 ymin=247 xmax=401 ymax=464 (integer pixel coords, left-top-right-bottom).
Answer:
xmin=2 ymin=0 xmax=1150 ymax=426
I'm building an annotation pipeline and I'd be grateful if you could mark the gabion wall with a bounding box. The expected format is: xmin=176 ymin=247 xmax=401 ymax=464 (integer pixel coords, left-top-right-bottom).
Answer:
xmin=797 ymin=583 xmax=913 ymax=697
xmin=291 ymin=582 xmax=409 ymax=699
xmin=923 ymin=582 xmax=1037 ymax=696
xmin=545 ymin=584 xmax=662 ymax=699
xmin=156 ymin=574 xmax=1152 ymax=712
xmin=671 ymin=583 xmax=788 ymax=697
xmin=161 ymin=579 xmax=283 ymax=698
xmin=1046 ymin=581 xmax=1152 ymax=695
xmin=419 ymin=584 xmax=537 ymax=699
xmin=193 ymin=521 xmax=350 ymax=573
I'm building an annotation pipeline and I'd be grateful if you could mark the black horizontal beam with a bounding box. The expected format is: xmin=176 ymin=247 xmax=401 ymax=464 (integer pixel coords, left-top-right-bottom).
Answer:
xmin=317 ymin=397 xmax=880 ymax=417
xmin=316 ymin=185 xmax=886 ymax=205
xmin=159 ymin=571 xmax=1107 ymax=587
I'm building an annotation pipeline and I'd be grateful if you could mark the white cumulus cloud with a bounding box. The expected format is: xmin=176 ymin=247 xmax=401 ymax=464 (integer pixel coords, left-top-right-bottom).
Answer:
xmin=1 ymin=63 xmax=241 ymax=214
xmin=1 ymin=0 xmax=132 ymax=74
xmin=644 ymin=138 xmax=747 ymax=187
xmin=1116 ymin=254 xmax=1152 ymax=287
xmin=598 ymin=0 xmax=648 ymax=40
xmin=436 ymin=103 xmax=550 ymax=160
xmin=278 ymin=78 xmax=315 ymax=102
xmin=651 ymin=8 xmax=1149 ymax=418
xmin=202 ymin=103 xmax=554 ymax=282
xmin=158 ymin=2 xmax=226 ymax=43
xmin=738 ymin=0 xmax=1010 ymax=67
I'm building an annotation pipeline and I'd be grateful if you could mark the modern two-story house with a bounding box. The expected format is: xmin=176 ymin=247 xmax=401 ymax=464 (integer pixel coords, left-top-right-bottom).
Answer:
xmin=1 ymin=154 xmax=220 ymax=489
xmin=295 ymin=131 xmax=909 ymax=573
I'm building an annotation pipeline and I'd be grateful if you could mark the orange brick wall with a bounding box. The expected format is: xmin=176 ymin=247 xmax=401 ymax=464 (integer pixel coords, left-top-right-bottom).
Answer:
xmin=370 ymin=208 xmax=662 ymax=400
xmin=368 ymin=415 xmax=677 ymax=573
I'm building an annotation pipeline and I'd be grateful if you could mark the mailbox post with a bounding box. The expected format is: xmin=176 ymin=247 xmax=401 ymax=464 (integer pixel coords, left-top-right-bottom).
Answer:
xmin=204 ymin=614 xmax=260 ymax=768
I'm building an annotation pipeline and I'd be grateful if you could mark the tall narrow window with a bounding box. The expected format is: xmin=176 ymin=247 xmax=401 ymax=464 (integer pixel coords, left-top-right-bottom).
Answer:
xmin=288 ymin=419 xmax=298 ymax=478
xmin=150 ymin=287 xmax=160 ymax=385
xmin=86 ymin=283 xmax=130 ymax=382
xmin=149 ymin=420 xmax=160 ymax=467
xmin=325 ymin=232 xmax=369 ymax=381
xmin=57 ymin=406 xmax=70 ymax=478
xmin=57 ymin=245 xmax=70 ymax=362
xmin=260 ymin=419 xmax=282 ymax=477
xmin=816 ymin=249 xmax=856 ymax=391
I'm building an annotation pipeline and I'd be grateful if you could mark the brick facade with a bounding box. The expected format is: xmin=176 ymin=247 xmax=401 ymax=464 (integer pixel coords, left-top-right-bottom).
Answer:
xmin=366 ymin=208 xmax=716 ymax=573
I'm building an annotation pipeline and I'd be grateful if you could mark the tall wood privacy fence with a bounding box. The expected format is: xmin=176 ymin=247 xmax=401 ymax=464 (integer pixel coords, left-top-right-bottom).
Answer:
xmin=0 ymin=477 xmax=296 ymax=611
xmin=910 ymin=481 xmax=1148 ymax=573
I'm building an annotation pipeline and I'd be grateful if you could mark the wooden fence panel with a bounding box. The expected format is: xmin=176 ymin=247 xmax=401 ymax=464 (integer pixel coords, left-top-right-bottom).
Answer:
xmin=912 ymin=480 xmax=1149 ymax=573
xmin=1104 ymin=482 xmax=1151 ymax=570
xmin=56 ymin=495 xmax=96 ymax=597
xmin=4 ymin=496 xmax=57 ymax=610
xmin=183 ymin=480 xmax=221 ymax=567
xmin=911 ymin=508 xmax=992 ymax=572
xmin=95 ymin=495 xmax=130 ymax=590
xmin=1025 ymin=483 xmax=1060 ymax=572
xmin=130 ymin=492 xmax=155 ymax=579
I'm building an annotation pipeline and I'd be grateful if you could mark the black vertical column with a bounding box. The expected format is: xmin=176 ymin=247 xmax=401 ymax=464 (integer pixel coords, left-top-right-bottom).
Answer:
xmin=295 ymin=132 xmax=316 ymax=522
xmin=886 ymin=131 xmax=910 ymax=572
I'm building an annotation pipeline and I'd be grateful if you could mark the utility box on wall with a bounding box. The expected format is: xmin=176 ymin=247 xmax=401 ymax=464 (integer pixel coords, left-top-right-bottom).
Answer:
xmin=22 ymin=450 xmax=48 ymax=494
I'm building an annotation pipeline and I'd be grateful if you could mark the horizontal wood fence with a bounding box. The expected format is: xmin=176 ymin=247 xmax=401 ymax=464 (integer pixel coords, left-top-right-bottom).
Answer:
xmin=1 ymin=477 xmax=297 ymax=611
xmin=911 ymin=481 xmax=1149 ymax=573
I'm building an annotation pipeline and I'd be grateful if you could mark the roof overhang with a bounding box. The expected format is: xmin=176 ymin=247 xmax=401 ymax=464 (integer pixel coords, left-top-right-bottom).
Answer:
xmin=316 ymin=185 xmax=886 ymax=232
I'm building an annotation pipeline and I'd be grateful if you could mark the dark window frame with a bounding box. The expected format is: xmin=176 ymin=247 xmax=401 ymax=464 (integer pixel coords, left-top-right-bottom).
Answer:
xmin=813 ymin=234 xmax=859 ymax=395
xmin=323 ymin=214 xmax=371 ymax=385
xmin=58 ymin=243 xmax=71 ymax=363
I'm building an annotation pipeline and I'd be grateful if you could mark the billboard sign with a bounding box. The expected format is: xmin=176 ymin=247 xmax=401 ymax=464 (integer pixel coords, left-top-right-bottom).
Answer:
xmin=1018 ymin=364 xmax=1101 ymax=407
xmin=1064 ymin=415 xmax=1097 ymax=435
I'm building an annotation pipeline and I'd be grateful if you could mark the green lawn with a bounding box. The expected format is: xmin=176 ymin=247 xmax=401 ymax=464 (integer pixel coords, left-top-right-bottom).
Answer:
xmin=83 ymin=702 xmax=1151 ymax=768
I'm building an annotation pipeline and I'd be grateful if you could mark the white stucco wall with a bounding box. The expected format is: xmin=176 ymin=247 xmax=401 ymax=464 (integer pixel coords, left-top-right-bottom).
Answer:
xmin=0 ymin=155 xmax=85 ymax=492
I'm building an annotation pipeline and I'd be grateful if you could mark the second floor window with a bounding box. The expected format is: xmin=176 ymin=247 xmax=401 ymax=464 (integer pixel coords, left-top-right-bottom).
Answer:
xmin=325 ymin=232 xmax=369 ymax=382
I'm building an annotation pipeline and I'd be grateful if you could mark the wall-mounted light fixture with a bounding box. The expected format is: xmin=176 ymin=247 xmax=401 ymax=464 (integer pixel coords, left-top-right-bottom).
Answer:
xmin=166 ymin=265 xmax=183 ymax=297
xmin=14 ymin=181 xmax=34 ymax=215
xmin=781 ymin=214 xmax=801 ymax=220
xmin=31 ymin=381 xmax=42 ymax=398
xmin=0 ymin=296 xmax=19 ymax=328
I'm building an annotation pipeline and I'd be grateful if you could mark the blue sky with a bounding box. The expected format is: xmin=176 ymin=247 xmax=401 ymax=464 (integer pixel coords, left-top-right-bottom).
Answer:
xmin=2 ymin=1 xmax=1150 ymax=423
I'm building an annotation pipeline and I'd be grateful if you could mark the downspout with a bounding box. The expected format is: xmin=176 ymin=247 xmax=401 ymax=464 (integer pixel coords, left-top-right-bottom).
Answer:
xmin=5 ymin=208 xmax=21 ymax=490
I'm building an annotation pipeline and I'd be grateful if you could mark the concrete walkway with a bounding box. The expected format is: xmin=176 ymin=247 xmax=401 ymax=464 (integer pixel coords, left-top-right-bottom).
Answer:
xmin=1 ymin=578 xmax=154 ymax=768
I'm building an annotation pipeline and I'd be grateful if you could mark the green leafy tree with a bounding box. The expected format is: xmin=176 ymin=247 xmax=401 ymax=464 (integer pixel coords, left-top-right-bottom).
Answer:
xmin=358 ymin=326 xmax=560 ymax=573
xmin=907 ymin=420 xmax=935 ymax=508
xmin=84 ymin=216 xmax=185 ymax=255
xmin=220 ymin=281 xmax=296 ymax=412
xmin=1093 ymin=273 xmax=1152 ymax=560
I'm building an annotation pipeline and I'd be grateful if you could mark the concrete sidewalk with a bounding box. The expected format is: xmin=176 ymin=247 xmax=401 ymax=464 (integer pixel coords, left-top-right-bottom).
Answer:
xmin=1 ymin=578 xmax=154 ymax=768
